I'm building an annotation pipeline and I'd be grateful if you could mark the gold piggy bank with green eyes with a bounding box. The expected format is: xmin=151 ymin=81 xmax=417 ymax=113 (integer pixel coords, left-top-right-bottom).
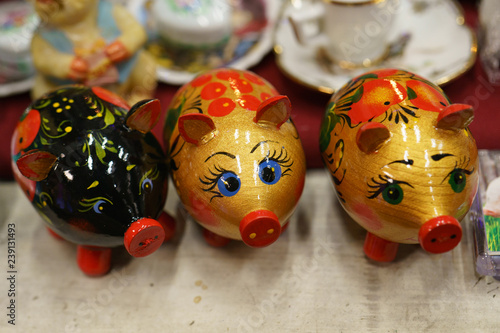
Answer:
xmin=320 ymin=69 xmax=478 ymax=262
xmin=164 ymin=69 xmax=306 ymax=248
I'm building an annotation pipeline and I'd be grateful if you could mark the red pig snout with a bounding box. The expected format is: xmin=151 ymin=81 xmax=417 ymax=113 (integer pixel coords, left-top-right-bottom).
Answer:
xmin=124 ymin=217 xmax=165 ymax=257
xmin=240 ymin=210 xmax=282 ymax=248
xmin=418 ymin=216 xmax=462 ymax=254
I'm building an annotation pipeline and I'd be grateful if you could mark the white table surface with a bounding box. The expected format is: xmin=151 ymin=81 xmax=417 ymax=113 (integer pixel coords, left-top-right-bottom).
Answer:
xmin=0 ymin=169 xmax=498 ymax=333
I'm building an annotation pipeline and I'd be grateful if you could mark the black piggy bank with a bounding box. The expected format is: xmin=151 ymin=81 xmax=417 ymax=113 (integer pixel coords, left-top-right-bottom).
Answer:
xmin=11 ymin=86 xmax=174 ymax=276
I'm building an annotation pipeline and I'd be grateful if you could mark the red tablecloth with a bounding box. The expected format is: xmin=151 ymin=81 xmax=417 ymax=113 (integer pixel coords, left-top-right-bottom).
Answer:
xmin=1 ymin=0 xmax=497 ymax=179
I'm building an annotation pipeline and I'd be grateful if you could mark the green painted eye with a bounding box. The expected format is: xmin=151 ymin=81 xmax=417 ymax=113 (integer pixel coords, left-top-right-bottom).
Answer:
xmin=382 ymin=183 xmax=403 ymax=205
xmin=449 ymin=169 xmax=466 ymax=193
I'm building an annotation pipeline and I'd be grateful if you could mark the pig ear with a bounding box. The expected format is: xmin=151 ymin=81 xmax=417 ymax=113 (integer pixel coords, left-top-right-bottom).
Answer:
xmin=125 ymin=99 xmax=161 ymax=133
xmin=254 ymin=95 xmax=291 ymax=129
xmin=436 ymin=104 xmax=474 ymax=130
xmin=16 ymin=150 xmax=57 ymax=181
xmin=178 ymin=113 xmax=217 ymax=145
xmin=356 ymin=123 xmax=391 ymax=154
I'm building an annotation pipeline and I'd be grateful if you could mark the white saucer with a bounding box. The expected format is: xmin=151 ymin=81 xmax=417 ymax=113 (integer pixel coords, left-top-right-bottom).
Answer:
xmin=0 ymin=77 xmax=34 ymax=98
xmin=149 ymin=0 xmax=282 ymax=85
xmin=274 ymin=0 xmax=477 ymax=94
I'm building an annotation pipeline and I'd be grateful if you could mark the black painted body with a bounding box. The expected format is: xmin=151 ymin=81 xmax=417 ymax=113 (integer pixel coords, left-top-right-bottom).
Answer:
xmin=11 ymin=86 xmax=168 ymax=247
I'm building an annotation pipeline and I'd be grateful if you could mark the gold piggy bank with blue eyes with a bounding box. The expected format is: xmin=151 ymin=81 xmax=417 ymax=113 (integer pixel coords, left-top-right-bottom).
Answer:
xmin=164 ymin=69 xmax=306 ymax=248
xmin=319 ymin=69 xmax=479 ymax=262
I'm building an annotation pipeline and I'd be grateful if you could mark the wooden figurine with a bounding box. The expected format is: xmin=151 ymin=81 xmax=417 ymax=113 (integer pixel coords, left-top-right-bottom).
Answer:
xmin=164 ymin=69 xmax=306 ymax=247
xmin=30 ymin=0 xmax=156 ymax=105
xmin=319 ymin=69 xmax=478 ymax=262
xmin=11 ymin=86 xmax=174 ymax=276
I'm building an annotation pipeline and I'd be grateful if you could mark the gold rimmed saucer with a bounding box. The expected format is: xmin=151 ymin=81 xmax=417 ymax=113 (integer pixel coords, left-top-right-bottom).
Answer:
xmin=274 ymin=0 xmax=477 ymax=95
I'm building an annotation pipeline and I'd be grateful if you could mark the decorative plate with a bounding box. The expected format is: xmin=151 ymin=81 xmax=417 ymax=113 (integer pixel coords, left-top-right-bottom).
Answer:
xmin=144 ymin=0 xmax=283 ymax=85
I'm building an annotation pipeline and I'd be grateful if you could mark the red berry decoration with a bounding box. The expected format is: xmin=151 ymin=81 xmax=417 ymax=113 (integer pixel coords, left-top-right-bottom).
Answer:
xmin=349 ymin=79 xmax=407 ymax=124
xmin=191 ymin=73 xmax=212 ymax=87
xmin=406 ymin=80 xmax=449 ymax=112
xmin=12 ymin=109 xmax=41 ymax=155
xmin=261 ymin=92 xmax=272 ymax=101
xmin=216 ymin=69 xmax=241 ymax=81
xmin=238 ymin=95 xmax=261 ymax=111
xmin=243 ymin=72 xmax=266 ymax=85
xmin=201 ymin=82 xmax=227 ymax=100
xmin=230 ymin=78 xmax=254 ymax=94
xmin=372 ymin=68 xmax=399 ymax=78
xmin=208 ymin=98 xmax=236 ymax=117
xmin=91 ymin=86 xmax=129 ymax=109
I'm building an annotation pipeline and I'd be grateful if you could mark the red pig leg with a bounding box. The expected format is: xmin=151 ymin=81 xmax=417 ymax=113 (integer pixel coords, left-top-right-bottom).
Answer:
xmin=46 ymin=227 xmax=64 ymax=241
xmin=363 ymin=232 xmax=399 ymax=262
xmin=77 ymin=245 xmax=112 ymax=276
xmin=202 ymin=229 xmax=231 ymax=247
xmin=158 ymin=211 xmax=176 ymax=242
xmin=281 ymin=221 xmax=290 ymax=234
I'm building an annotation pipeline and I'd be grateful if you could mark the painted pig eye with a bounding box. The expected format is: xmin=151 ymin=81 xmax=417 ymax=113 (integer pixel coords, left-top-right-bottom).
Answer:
xmin=139 ymin=167 xmax=160 ymax=195
xmin=259 ymin=160 xmax=282 ymax=185
xmin=79 ymin=197 xmax=113 ymax=214
xmin=141 ymin=178 xmax=153 ymax=193
xmin=93 ymin=200 xmax=107 ymax=214
xmin=217 ymin=172 xmax=241 ymax=197
xmin=382 ymin=183 xmax=404 ymax=205
xmin=448 ymin=169 xmax=467 ymax=193
xmin=367 ymin=175 xmax=413 ymax=205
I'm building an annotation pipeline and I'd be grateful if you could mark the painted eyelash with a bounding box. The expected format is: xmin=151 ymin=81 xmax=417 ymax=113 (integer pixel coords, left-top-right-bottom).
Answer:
xmin=199 ymin=164 xmax=230 ymax=201
xmin=366 ymin=174 xmax=413 ymax=199
xmin=78 ymin=196 xmax=113 ymax=213
xmin=442 ymin=156 xmax=474 ymax=184
xmin=262 ymin=147 xmax=294 ymax=176
xmin=139 ymin=166 xmax=160 ymax=195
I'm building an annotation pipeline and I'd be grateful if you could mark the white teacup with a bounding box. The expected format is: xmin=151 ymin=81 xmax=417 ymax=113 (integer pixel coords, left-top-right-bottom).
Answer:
xmin=289 ymin=0 xmax=400 ymax=68
xmin=479 ymin=0 xmax=500 ymax=84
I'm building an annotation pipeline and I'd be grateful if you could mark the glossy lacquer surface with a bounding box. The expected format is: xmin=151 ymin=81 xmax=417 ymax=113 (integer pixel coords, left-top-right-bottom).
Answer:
xmin=164 ymin=69 xmax=306 ymax=248
xmin=319 ymin=69 xmax=478 ymax=261
xmin=11 ymin=86 xmax=170 ymax=274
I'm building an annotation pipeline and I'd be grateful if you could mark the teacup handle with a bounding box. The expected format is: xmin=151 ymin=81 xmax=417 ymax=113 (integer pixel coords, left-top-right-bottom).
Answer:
xmin=288 ymin=2 xmax=328 ymax=47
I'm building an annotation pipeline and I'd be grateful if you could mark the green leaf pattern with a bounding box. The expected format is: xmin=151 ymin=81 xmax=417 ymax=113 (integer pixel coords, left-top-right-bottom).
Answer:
xmin=29 ymin=87 xmax=125 ymax=167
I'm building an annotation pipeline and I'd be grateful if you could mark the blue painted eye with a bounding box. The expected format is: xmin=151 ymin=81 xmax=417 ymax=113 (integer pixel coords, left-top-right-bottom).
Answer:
xmin=259 ymin=160 xmax=282 ymax=185
xmin=93 ymin=200 xmax=107 ymax=214
xmin=217 ymin=172 xmax=240 ymax=197
xmin=141 ymin=178 xmax=153 ymax=193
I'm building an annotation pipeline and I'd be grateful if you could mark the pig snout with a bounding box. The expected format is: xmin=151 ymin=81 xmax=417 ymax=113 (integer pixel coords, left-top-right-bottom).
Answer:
xmin=124 ymin=217 xmax=166 ymax=257
xmin=418 ymin=216 xmax=462 ymax=254
xmin=239 ymin=210 xmax=282 ymax=248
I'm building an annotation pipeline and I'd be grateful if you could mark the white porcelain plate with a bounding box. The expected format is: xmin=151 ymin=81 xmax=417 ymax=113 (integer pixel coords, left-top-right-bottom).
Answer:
xmin=149 ymin=0 xmax=283 ymax=85
xmin=274 ymin=0 xmax=477 ymax=94
xmin=0 ymin=1 xmax=39 ymax=97
xmin=0 ymin=77 xmax=34 ymax=98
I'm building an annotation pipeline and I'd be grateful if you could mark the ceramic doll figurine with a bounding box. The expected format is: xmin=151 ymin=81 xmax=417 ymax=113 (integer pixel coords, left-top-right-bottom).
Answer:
xmin=164 ymin=68 xmax=306 ymax=248
xmin=30 ymin=0 xmax=156 ymax=105
xmin=319 ymin=68 xmax=478 ymax=262
xmin=11 ymin=86 xmax=174 ymax=276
